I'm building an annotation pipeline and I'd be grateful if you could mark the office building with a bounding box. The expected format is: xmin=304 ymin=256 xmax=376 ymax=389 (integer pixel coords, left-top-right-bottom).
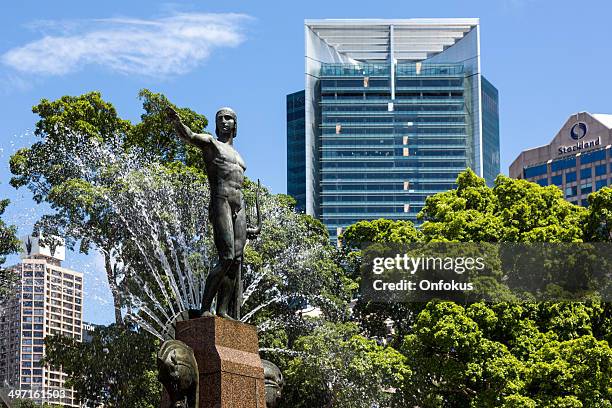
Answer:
xmin=510 ymin=112 xmax=612 ymax=206
xmin=287 ymin=19 xmax=500 ymax=240
xmin=82 ymin=322 xmax=102 ymax=344
xmin=0 ymin=236 xmax=83 ymax=407
xmin=287 ymin=90 xmax=306 ymax=213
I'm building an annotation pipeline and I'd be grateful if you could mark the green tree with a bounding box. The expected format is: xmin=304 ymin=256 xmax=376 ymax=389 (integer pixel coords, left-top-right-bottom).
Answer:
xmin=9 ymin=90 xmax=208 ymax=324
xmin=43 ymin=324 xmax=160 ymax=408
xmin=341 ymin=171 xmax=612 ymax=406
xmin=281 ymin=322 xmax=409 ymax=408
xmin=401 ymin=301 xmax=526 ymax=407
xmin=400 ymin=300 xmax=612 ymax=407
xmin=419 ymin=169 xmax=586 ymax=243
xmin=340 ymin=219 xmax=423 ymax=339
xmin=126 ymin=89 xmax=207 ymax=168
xmin=584 ymin=187 xmax=612 ymax=241
xmin=0 ymin=197 xmax=20 ymax=302
xmin=341 ymin=219 xmax=422 ymax=246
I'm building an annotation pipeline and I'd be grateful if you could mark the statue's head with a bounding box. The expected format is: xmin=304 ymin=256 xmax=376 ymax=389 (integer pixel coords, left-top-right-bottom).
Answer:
xmin=262 ymin=359 xmax=284 ymax=408
xmin=158 ymin=340 xmax=199 ymax=408
xmin=215 ymin=107 xmax=237 ymax=140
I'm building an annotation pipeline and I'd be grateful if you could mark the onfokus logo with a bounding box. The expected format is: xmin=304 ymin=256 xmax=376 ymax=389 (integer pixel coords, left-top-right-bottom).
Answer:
xmin=570 ymin=122 xmax=587 ymax=140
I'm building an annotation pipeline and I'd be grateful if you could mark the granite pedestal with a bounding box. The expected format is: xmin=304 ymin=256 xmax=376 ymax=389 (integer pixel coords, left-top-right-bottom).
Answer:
xmin=163 ymin=316 xmax=265 ymax=408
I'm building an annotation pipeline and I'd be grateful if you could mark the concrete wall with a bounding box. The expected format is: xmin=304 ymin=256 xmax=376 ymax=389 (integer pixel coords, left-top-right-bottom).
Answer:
xmin=510 ymin=112 xmax=612 ymax=178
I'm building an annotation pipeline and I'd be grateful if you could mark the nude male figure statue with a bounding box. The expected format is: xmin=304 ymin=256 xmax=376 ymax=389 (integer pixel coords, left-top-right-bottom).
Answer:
xmin=166 ymin=106 xmax=253 ymax=320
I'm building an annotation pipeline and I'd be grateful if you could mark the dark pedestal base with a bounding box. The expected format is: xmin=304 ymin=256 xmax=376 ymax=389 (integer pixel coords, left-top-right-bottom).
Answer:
xmin=162 ymin=316 xmax=265 ymax=408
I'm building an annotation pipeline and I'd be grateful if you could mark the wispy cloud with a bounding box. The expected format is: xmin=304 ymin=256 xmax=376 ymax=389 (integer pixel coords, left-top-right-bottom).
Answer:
xmin=2 ymin=12 xmax=251 ymax=77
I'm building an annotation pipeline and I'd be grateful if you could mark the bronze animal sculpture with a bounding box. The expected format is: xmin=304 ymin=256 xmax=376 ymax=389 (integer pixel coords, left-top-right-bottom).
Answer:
xmin=157 ymin=340 xmax=199 ymax=408
xmin=262 ymin=359 xmax=284 ymax=408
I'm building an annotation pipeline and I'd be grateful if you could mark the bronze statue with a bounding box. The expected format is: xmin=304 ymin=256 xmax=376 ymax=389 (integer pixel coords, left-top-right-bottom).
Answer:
xmin=166 ymin=106 xmax=260 ymax=320
xmin=262 ymin=359 xmax=284 ymax=408
xmin=157 ymin=340 xmax=199 ymax=408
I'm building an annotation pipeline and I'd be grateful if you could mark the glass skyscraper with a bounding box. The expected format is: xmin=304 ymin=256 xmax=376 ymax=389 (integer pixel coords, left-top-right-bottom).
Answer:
xmin=287 ymin=90 xmax=306 ymax=212
xmin=287 ymin=19 xmax=500 ymax=240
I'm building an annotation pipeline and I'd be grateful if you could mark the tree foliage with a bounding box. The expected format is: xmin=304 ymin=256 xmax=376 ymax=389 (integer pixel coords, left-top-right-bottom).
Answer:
xmin=0 ymin=197 xmax=20 ymax=302
xmin=43 ymin=324 xmax=160 ymax=408
xmin=331 ymin=171 xmax=612 ymax=407
xmin=13 ymin=88 xmax=612 ymax=408
xmin=9 ymin=90 xmax=208 ymax=324
xmin=341 ymin=219 xmax=422 ymax=246
xmin=281 ymin=322 xmax=409 ymax=408
xmin=585 ymin=186 xmax=612 ymax=241
xmin=419 ymin=169 xmax=586 ymax=243
xmin=400 ymin=300 xmax=612 ymax=407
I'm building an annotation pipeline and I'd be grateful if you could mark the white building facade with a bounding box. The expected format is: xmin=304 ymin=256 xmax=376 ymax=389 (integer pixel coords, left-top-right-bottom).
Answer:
xmin=0 ymin=236 xmax=83 ymax=407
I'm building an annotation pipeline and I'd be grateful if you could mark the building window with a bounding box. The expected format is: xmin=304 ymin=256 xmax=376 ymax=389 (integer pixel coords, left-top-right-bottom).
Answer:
xmin=580 ymin=168 xmax=592 ymax=180
xmin=596 ymin=179 xmax=608 ymax=191
xmin=595 ymin=164 xmax=607 ymax=177
xmin=524 ymin=163 xmax=548 ymax=178
xmin=580 ymin=149 xmax=606 ymax=165
xmin=536 ymin=178 xmax=548 ymax=186
xmin=581 ymin=199 xmax=589 ymax=207
xmin=565 ymin=186 xmax=577 ymax=197
xmin=551 ymin=157 xmax=576 ymax=172
xmin=580 ymin=183 xmax=592 ymax=195
xmin=565 ymin=172 xmax=576 ymax=183
xmin=551 ymin=175 xmax=563 ymax=186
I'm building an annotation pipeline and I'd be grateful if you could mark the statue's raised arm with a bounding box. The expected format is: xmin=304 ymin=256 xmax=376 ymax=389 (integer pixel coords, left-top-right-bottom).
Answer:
xmin=166 ymin=106 xmax=213 ymax=149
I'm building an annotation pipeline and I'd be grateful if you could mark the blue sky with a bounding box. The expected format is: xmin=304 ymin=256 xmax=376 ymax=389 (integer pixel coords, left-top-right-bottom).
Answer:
xmin=1 ymin=0 xmax=611 ymax=324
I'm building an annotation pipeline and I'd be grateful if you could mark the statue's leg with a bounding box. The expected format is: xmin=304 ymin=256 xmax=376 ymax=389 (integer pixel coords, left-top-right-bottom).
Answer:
xmin=200 ymin=197 xmax=235 ymax=316
xmin=217 ymin=206 xmax=247 ymax=320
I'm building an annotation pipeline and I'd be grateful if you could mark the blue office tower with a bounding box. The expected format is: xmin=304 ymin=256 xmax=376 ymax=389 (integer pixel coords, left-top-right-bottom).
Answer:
xmin=287 ymin=90 xmax=306 ymax=212
xmin=288 ymin=19 xmax=500 ymax=241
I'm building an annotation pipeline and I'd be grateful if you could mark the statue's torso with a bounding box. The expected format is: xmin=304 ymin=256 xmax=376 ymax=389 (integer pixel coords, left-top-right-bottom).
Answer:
xmin=204 ymin=139 xmax=246 ymax=203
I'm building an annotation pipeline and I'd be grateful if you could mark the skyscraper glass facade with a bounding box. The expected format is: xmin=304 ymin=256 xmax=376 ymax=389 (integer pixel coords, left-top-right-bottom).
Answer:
xmin=481 ymin=76 xmax=500 ymax=186
xmin=319 ymin=63 xmax=469 ymax=238
xmin=287 ymin=90 xmax=306 ymax=212
xmin=288 ymin=19 xmax=500 ymax=240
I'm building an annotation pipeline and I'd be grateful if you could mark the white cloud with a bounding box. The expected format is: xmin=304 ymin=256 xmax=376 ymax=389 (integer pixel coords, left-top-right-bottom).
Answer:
xmin=2 ymin=13 xmax=251 ymax=77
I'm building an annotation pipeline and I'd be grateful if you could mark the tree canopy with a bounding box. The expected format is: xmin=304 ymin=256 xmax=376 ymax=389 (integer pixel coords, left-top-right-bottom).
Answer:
xmin=336 ymin=171 xmax=612 ymax=407
xmin=0 ymin=197 xmax=20 ymax=302
xmin=418 ymin=169 xmax=586 ymax=243
xmin=44 ymin=324 xmax=160 ymax=408
xmin=13 ymin=89 xmax=612 ymax=407
xmin=9 ymin=90 xmax=208 ymax=324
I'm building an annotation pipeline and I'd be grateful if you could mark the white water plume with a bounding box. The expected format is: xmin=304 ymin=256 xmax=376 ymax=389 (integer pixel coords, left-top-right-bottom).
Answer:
xmin=27 ymin=128 xmax=341 ymax=342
